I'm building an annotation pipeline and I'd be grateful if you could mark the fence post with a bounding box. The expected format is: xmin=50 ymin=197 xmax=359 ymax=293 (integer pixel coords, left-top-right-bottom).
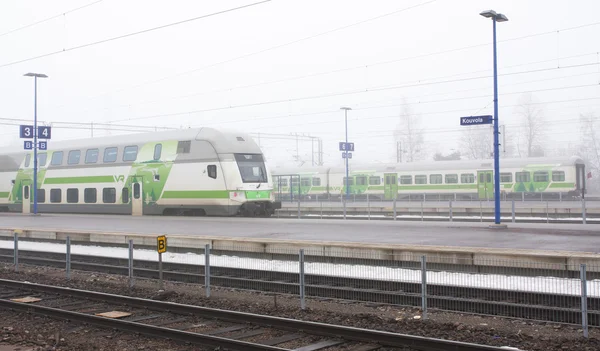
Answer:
xmin=297 ymin=196 xmax=301 ymax=219
xmin=479 ymin=201 xmax=483 ymax=222
xmin=559 ymin=192 xmax=562 ymax=202
xmin=449 ymin=200 xmax=453 ymax=222
xmin=299 ymin=249 xmax=305 ymax=310
xmin=582 ymin=198 xmax=587 ymax=224
xmin=393 ymin=197 xmax=397 ymax=221
xmin=421 ymin=255 xmax=427 ymax=320
xmin=546 ymin=201 xmax=549 ymax=224
xmin=66 ymin=236 xmax=71 ymax=280
xmin=511 ymin=199 xmax=515 ymax=223
xmin=13 ymin=232 xmax=18 ymax=272
xmin=128 ymin=239 xmax=134 ymax=288
xmin=367 ymin=194 xmax=371 ymax=220
xmin=421 ymin=200 xmax=424 ymax=221
xmin=320 ymin=201 xmax=323 ymax=219
xmin=205 ymin=244 xmax=211 ymax=297
xmin=581 ymin=263 xmax=589 ymax=338
xmin=343 ymin=196 xmax=347 ymax=220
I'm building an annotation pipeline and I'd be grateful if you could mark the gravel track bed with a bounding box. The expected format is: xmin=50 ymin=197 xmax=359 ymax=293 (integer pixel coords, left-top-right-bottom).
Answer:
xmin=1 ymin=263 xmax=599 ymax=350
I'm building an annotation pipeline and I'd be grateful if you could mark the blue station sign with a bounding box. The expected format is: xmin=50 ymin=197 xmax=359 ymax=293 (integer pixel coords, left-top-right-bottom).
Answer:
xmin=460 ymin=115 xmax=493 ymax=126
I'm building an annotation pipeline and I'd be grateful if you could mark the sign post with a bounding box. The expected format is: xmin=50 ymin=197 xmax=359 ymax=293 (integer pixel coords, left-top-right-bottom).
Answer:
xmin=19 ymin=124 xmax=51 ymax=215
xmin=157 ymin=235 xmax=167 ymax=289
xmin=460 ymin=114 xmax=504 ymax=227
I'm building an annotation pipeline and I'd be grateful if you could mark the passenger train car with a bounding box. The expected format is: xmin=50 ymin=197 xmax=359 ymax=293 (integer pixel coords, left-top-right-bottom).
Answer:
xmin=0 ymin=127 xmax=281 ymax=216
xmin=271 ymin=156 xmax=587 ymax=200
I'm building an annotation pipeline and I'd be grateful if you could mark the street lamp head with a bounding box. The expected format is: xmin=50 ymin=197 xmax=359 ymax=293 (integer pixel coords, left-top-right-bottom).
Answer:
xmin=24 ymin=73 xmax=48 ymax=78
xmin=340 ymin=107 xmax=352 ymax=111
xmin=479 ymin=9 xmax=508 ymax=22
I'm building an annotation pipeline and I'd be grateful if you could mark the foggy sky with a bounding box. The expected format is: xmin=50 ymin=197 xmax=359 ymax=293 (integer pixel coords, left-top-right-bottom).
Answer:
xmin=1 ymin=0 xmax=599 ymax=168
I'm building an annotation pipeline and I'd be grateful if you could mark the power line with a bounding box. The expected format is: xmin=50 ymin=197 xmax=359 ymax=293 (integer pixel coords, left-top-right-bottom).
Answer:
xmin=111 ymin=62 xmax=600 ymax=123
xmin=0 ymin=0 xmax=272 ymax=69
xmin=0 ymin=0 xmax=104 ymax=38
xmin=65 ymin=51 xmax=599 ymax=114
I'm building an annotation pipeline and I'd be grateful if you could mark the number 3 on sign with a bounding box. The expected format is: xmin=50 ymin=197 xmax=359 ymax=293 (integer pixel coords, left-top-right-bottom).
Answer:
xmin=19 ymin=125 xmax=33 ymax=139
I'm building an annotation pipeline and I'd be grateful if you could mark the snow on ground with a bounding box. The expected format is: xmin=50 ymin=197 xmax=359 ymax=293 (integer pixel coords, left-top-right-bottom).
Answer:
xmin=1 ymin=240 xmax=599 ymax=297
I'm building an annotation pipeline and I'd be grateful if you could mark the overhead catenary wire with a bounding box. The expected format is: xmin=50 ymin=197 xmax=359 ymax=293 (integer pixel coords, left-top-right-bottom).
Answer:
xmin=0 ymin=0 xmax=104 ymax=38
xmin=0 ymin=0 xmax=273 ymax=69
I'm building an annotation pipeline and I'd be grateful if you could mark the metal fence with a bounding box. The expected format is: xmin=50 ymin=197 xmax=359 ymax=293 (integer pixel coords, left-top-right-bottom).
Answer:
xmin=273 ymin=197 xmax=596 ymax=224
xmin=3 ymin=235 xmax=598 ymax=338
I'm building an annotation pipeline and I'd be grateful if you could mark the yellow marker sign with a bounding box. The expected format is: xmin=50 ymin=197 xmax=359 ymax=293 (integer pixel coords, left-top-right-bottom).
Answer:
xmin=157 ymin=235 xmax=167 ymax=253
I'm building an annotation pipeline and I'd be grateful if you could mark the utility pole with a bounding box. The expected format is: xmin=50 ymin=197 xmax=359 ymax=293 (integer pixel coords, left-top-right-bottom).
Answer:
xmin=396 ymin=141 xmax=402 ymax=163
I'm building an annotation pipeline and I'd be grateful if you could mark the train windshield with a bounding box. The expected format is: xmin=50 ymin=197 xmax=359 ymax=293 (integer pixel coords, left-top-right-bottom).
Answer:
xmin=234 ymin=153 xmax=268 ymax=183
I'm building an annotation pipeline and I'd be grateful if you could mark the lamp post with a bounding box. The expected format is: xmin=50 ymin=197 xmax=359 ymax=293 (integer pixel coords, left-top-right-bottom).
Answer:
xmin=24 ymin=72 xmax=48 ymax=215
xmin=340 ymin=107 xmax=352 ymax=199
xmin=480 ymin=10 xmax=508 ymax=226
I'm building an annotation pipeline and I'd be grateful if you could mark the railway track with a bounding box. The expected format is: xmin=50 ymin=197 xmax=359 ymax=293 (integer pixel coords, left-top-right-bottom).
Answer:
xmin=1 ymin=248 xmax=598 ymax=327
xmin=0 ymin=278 xmax=507 ymax=351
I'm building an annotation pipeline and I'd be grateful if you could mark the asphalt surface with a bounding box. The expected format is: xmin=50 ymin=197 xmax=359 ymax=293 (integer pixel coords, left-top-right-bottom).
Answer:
xmin=1 ymin=213 xmax=599 ymax=252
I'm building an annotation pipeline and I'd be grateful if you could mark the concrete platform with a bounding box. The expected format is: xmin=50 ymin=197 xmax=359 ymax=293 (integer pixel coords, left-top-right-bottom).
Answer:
xmin=0 ymin=213 xmax=598 ymax=252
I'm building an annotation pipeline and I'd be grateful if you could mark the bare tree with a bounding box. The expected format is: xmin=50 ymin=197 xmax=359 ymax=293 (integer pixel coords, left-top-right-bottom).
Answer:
xmin=394 ymin=101 xmax=424 ymax=162
xmin=579 ymin=113 xmax=600 ymax=192
xmin=514 ymin=93 xmax=546 ymax=157
xmin=459 ymin=125 xmax=493 ymax=159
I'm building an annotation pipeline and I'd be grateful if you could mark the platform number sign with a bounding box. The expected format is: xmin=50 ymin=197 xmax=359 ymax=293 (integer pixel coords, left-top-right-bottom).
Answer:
xmin=24 ymin=141 xmax=33 ymax=150
xmin=339 ymin=142 xmax=355 ymax=152
xmin=37 ymin=126 xmax=51 ymax=139
xmin=39 ymin=141 xmax=47 ymax=150
xmin=19 ymin=125 xmax=34 ymax=139
xmin=157 ymin=235 xmax=167 ymax=254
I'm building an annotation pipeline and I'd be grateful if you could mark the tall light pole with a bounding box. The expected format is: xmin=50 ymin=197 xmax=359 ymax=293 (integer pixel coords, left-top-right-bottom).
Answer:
xmin=480 ymin=10 xmax=508 ymax=226
xmin=340 ymin=107 xmax=352 ymax=199
xmin=24 ymin=72 xmax=48 ymax=215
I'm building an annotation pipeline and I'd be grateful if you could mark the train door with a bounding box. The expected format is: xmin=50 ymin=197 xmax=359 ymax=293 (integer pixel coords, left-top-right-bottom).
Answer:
xmin=576 ymin=163 xmax=586 ymax=198
xmin=477 ymin=170 xmax=493 ymax=200
xmin=384 ymin=173 xmax=398 ymax=200
xmin=22 ymin=185 xmax=30 ymax=214
xmin=132 ymin=181 xmax=143 ymax=216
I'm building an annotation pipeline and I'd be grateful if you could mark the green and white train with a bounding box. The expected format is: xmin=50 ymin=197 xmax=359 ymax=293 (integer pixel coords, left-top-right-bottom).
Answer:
xmin=271 ymin=156 xmax=588 ymax=201
xmin=0 ymin=127 xmax=281 ymax=216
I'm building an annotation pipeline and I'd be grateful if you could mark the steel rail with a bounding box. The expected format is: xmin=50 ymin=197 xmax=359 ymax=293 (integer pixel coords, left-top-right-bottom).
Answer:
xmin=0 ymin=278 xmax=511 ymax=351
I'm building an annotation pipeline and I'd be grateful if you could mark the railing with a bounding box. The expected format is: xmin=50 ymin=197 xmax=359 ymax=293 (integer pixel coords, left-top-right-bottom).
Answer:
xmin=2 ymin=234 xmax=598 ymax=338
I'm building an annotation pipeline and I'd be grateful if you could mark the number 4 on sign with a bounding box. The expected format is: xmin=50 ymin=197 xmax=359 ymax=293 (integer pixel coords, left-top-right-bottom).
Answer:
xmin=37 ymin=126 xmax=51 ymax=139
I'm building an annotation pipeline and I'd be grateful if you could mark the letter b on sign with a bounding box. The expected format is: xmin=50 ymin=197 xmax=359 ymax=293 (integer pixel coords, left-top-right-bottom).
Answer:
xmin=157 ymin=235 xmax=167 ymax=253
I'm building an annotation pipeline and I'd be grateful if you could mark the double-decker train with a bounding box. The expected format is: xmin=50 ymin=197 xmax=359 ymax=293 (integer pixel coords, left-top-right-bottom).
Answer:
xmin=0 ymin=127 xmax=281 ymax=216
xmin=271 ymin=156 xmax=587 ymax=201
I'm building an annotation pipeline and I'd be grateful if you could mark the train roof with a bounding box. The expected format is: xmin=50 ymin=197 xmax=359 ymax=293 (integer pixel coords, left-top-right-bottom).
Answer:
xmin=0 ymin=127 xmax=263 ymax=155
xmin=271 ymin=156 xmax=585 ymax=175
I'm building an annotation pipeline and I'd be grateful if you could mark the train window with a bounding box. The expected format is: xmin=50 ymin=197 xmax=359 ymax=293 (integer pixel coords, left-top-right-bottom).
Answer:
xmin=68 ymin=150 xmax=81 ymax=165
xmin=123 ymin=146 xmax=138 ymax=162
xmin=415 ymin=175 xmax=427 ymax=184
xmin=50 ymin=189 xmax=61 ymax=203
xmin=291 ymin=178 xmax=300 ymax=186
xmin=515 ymin=172 xmax=530 ymax=182
xmin=37 ymin=189 xmax=45 ymax=203
xmin=430 ymin=174 xmax=442 ymax=184
xmin=369 ymin=176 xmax=380 ymax=185
xmin=461 ymin=174 xmax=475 ymax=183
xmin=177 ymin=141 xmax=191 ymax=154
xmin=552 ymin=171 xmax=565 ymax=182
xmin=486 ymin=173 xmax=492 ymax=183
xmin=84 ymin=188 xmax=97 ymax=203
xmin=500 ymin=173 xmax=512 ymax=183
xmin=533 ymin=171 xmax=549 ymax=182
xmin=103 ymin=188 xmax=116 ymax=203
xmin=301 ymin=178 xmax=311 ymax=187
xmin=85 ymin=149 xmax=99 ymax=164
xmin=133 ymin=183 xmax=141 ymax=199
xmin=207 ymin=165 xmax=217 ymax=179
xmin=66 ymin=188 xmax=79 ymax=203
xmin=400 ymin=176 xmax=412 ymax=185
xmin=122 ymin=187 xmax=129 ymax=204
xmin=343 ymin=177 xmax=354 ymax=186
xmin=312 ymin=177 xmax=321 ymax=186
xmin=38 ymin=153 xmax=47 ymax=167
xmin=24 ymin=154 xmax=31 ymax=168
xmin=51 ymin=151 xmax=64 ymax=166
xmin=356 ymin=176 xmax=367 ymax=186
xmin=153 ymin=144 xmax=162 ymax=161
xmin=279 ymin=178 xmax=288 ymax=187
xmin=24 ymin=186 xmax=29 ymax=200
xmin=103 ymin=147 xmax=118 ymax=163
xmin=445 ymin=174 xmax=458 ymax=184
